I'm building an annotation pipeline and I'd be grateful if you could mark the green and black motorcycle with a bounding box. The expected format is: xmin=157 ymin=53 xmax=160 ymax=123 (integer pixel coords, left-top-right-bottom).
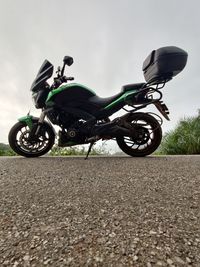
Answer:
xmin=8 ymin=46 xmax=188 ymax=158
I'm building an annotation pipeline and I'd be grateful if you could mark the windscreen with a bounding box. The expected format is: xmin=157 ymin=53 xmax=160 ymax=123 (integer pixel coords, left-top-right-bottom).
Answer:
xmin=30 ymin=60 xmax=54 ymax=92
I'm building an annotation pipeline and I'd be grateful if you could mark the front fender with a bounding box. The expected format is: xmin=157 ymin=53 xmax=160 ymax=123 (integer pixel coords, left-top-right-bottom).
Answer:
xmin=18 ymin=115 xmax=56 ymax=135
xmin=18 ymin=115 xmax=35 ymax=129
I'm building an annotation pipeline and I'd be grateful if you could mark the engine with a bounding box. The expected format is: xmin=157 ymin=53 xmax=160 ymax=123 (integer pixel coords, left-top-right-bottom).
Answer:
xmin=47 ymin=109 xmax=78 ymax=129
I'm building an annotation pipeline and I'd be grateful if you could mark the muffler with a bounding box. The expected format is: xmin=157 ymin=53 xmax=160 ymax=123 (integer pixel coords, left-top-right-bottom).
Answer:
xmin=92 ymin=121 xmax=131 ymax=137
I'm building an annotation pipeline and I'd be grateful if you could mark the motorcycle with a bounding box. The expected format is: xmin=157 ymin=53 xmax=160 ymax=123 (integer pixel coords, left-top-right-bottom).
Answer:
xmin=8 ymin=46 xmax=188 ymax=159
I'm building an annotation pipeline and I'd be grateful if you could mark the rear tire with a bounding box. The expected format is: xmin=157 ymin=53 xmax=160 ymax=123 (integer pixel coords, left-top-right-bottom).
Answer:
xmin=8 ymin=121 xmax=55 ymax=157
xmin=116 ymin=112 xmax=162 ymax=157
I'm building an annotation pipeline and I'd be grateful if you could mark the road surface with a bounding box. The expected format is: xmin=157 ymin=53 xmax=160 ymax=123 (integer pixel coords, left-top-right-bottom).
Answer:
xmin=0 ymin=156 xmax=200 ymax=266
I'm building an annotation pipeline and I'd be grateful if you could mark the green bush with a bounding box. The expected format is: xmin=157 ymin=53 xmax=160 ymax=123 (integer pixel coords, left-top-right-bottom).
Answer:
xmin=158 ymin=113 xmax=200 ymax=155
xmin=0 ymin=143 xmax=17 ymax=156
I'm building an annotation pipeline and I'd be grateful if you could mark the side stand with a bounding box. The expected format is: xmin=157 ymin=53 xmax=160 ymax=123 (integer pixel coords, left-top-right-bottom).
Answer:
xmin=85 ymin=141 xmax=95 ymax=160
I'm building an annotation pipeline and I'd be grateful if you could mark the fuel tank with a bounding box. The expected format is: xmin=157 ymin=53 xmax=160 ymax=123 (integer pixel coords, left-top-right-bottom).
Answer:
xmin=46 ymin=83 xmax=99 ymax=114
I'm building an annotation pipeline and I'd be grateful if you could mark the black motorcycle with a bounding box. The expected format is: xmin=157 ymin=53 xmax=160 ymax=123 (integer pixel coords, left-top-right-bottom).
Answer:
xmin=8 ymin=46 xmax=188 ymax=158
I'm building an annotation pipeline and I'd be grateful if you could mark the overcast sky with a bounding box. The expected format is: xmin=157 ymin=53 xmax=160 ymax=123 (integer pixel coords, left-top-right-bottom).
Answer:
xmin=0 ymin=0 xmax=199 ymax=144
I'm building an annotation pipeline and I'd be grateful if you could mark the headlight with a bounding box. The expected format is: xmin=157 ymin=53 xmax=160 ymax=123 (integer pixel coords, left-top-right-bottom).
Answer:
xmin=32 ymin=90 xmax=49 ymax=109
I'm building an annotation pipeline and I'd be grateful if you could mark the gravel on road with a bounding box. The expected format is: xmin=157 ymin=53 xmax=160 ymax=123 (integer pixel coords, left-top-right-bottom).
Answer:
xmin=0 ymin=156 xmax=200 ymax=266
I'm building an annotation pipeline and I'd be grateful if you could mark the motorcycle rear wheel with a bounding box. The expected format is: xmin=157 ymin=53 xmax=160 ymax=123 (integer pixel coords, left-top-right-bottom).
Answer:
xmin=116 ymin=112 xmax=162 ymax=157
xmin=8 ymin=121 xmax=55 ymax=157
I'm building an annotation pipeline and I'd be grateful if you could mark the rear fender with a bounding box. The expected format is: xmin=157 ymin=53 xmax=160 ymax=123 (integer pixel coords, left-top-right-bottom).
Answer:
xmin=154 ymin=101 xmax=170 ymax=121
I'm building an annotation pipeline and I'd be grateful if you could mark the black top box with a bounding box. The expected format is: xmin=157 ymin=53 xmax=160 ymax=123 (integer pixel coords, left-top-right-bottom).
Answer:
xmin=143 ymin=46 xmax=188 ymax=84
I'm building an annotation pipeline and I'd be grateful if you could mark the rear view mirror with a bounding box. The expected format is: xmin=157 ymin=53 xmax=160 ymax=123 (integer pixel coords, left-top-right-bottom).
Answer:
xmin=63 ymin=56 xmax=74 ymax=66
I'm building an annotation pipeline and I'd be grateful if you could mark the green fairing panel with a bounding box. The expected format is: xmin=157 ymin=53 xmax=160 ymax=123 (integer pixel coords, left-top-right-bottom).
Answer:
xmin=18 ymin=115 xmax=33 ymax=129
xmin=46 ymin=83 xmax=96 ymax=104
xmin=104 ymin=90 xmax=137 ymax=110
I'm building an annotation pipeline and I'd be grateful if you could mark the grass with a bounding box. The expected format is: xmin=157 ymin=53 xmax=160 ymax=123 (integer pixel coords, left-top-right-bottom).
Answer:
xmin=157 ymin=113 xmax=200 ymax=155
xmin=0 ymin=143 xmax=17 ymax=156
xmin=49 ymin=143 xmax=109 ymax=156
xmin=0 ymin=142 xmax=109 ymax=157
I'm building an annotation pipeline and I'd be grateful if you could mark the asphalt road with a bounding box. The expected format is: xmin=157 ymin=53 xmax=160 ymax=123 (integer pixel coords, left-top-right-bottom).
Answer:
xmin=0 ymin=156 xmax=200 ymax=267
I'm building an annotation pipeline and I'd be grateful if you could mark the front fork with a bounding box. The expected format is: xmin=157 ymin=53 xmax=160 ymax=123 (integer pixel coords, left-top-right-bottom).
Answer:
xmin=18 ymin=109 xmax=50 ymax=138
xmin=34 ymin=110 xmax=46 ymax=135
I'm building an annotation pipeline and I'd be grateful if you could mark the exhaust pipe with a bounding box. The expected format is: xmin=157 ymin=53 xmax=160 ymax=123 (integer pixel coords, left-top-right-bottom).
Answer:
xmin=92 ymin=121 xmax=131 ymax=137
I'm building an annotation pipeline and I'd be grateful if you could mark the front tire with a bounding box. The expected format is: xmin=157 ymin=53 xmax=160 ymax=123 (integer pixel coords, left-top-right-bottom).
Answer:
xmin=8 ymin=121 xmax=55 ymax=157
xmin=116 ymin=113 xmax=162 ymax=157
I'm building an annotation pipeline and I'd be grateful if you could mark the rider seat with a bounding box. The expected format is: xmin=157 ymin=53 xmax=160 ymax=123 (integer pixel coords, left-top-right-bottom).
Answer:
xmin=121 ymin=83 xmax=146 ymax=92
xmin=89 ymin=92 xmax=123 ymax=108
xmin=89 ymin=83 xmax=146 ymax=108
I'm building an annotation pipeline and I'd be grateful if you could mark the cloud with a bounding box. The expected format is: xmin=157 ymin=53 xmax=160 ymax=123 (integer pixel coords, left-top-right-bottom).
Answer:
xmin=0 ymin=0 xmax=199 ymax=143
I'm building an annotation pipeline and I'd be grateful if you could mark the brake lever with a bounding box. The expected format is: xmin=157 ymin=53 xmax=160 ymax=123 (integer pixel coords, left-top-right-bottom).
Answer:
xmin=67 ymin=77 xmax=74 ymax=81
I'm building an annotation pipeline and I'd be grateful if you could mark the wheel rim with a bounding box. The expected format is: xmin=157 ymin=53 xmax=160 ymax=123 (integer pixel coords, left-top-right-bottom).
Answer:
xmin=122 ymin=118 xmax=158 ymax=152
xmin=16 ymin=125 xmax=52 ymax=154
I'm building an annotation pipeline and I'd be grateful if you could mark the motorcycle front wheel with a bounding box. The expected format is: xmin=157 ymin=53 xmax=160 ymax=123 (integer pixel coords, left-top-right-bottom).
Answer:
xmin=116 ymin=112 xmax=162 ymax=157
xmin=8 ymin=121 xmax=55 ymax=157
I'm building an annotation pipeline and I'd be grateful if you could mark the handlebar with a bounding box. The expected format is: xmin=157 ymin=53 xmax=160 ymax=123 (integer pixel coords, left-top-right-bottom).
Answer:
xmin=51 ymin=76 xmax=74 ymax=89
